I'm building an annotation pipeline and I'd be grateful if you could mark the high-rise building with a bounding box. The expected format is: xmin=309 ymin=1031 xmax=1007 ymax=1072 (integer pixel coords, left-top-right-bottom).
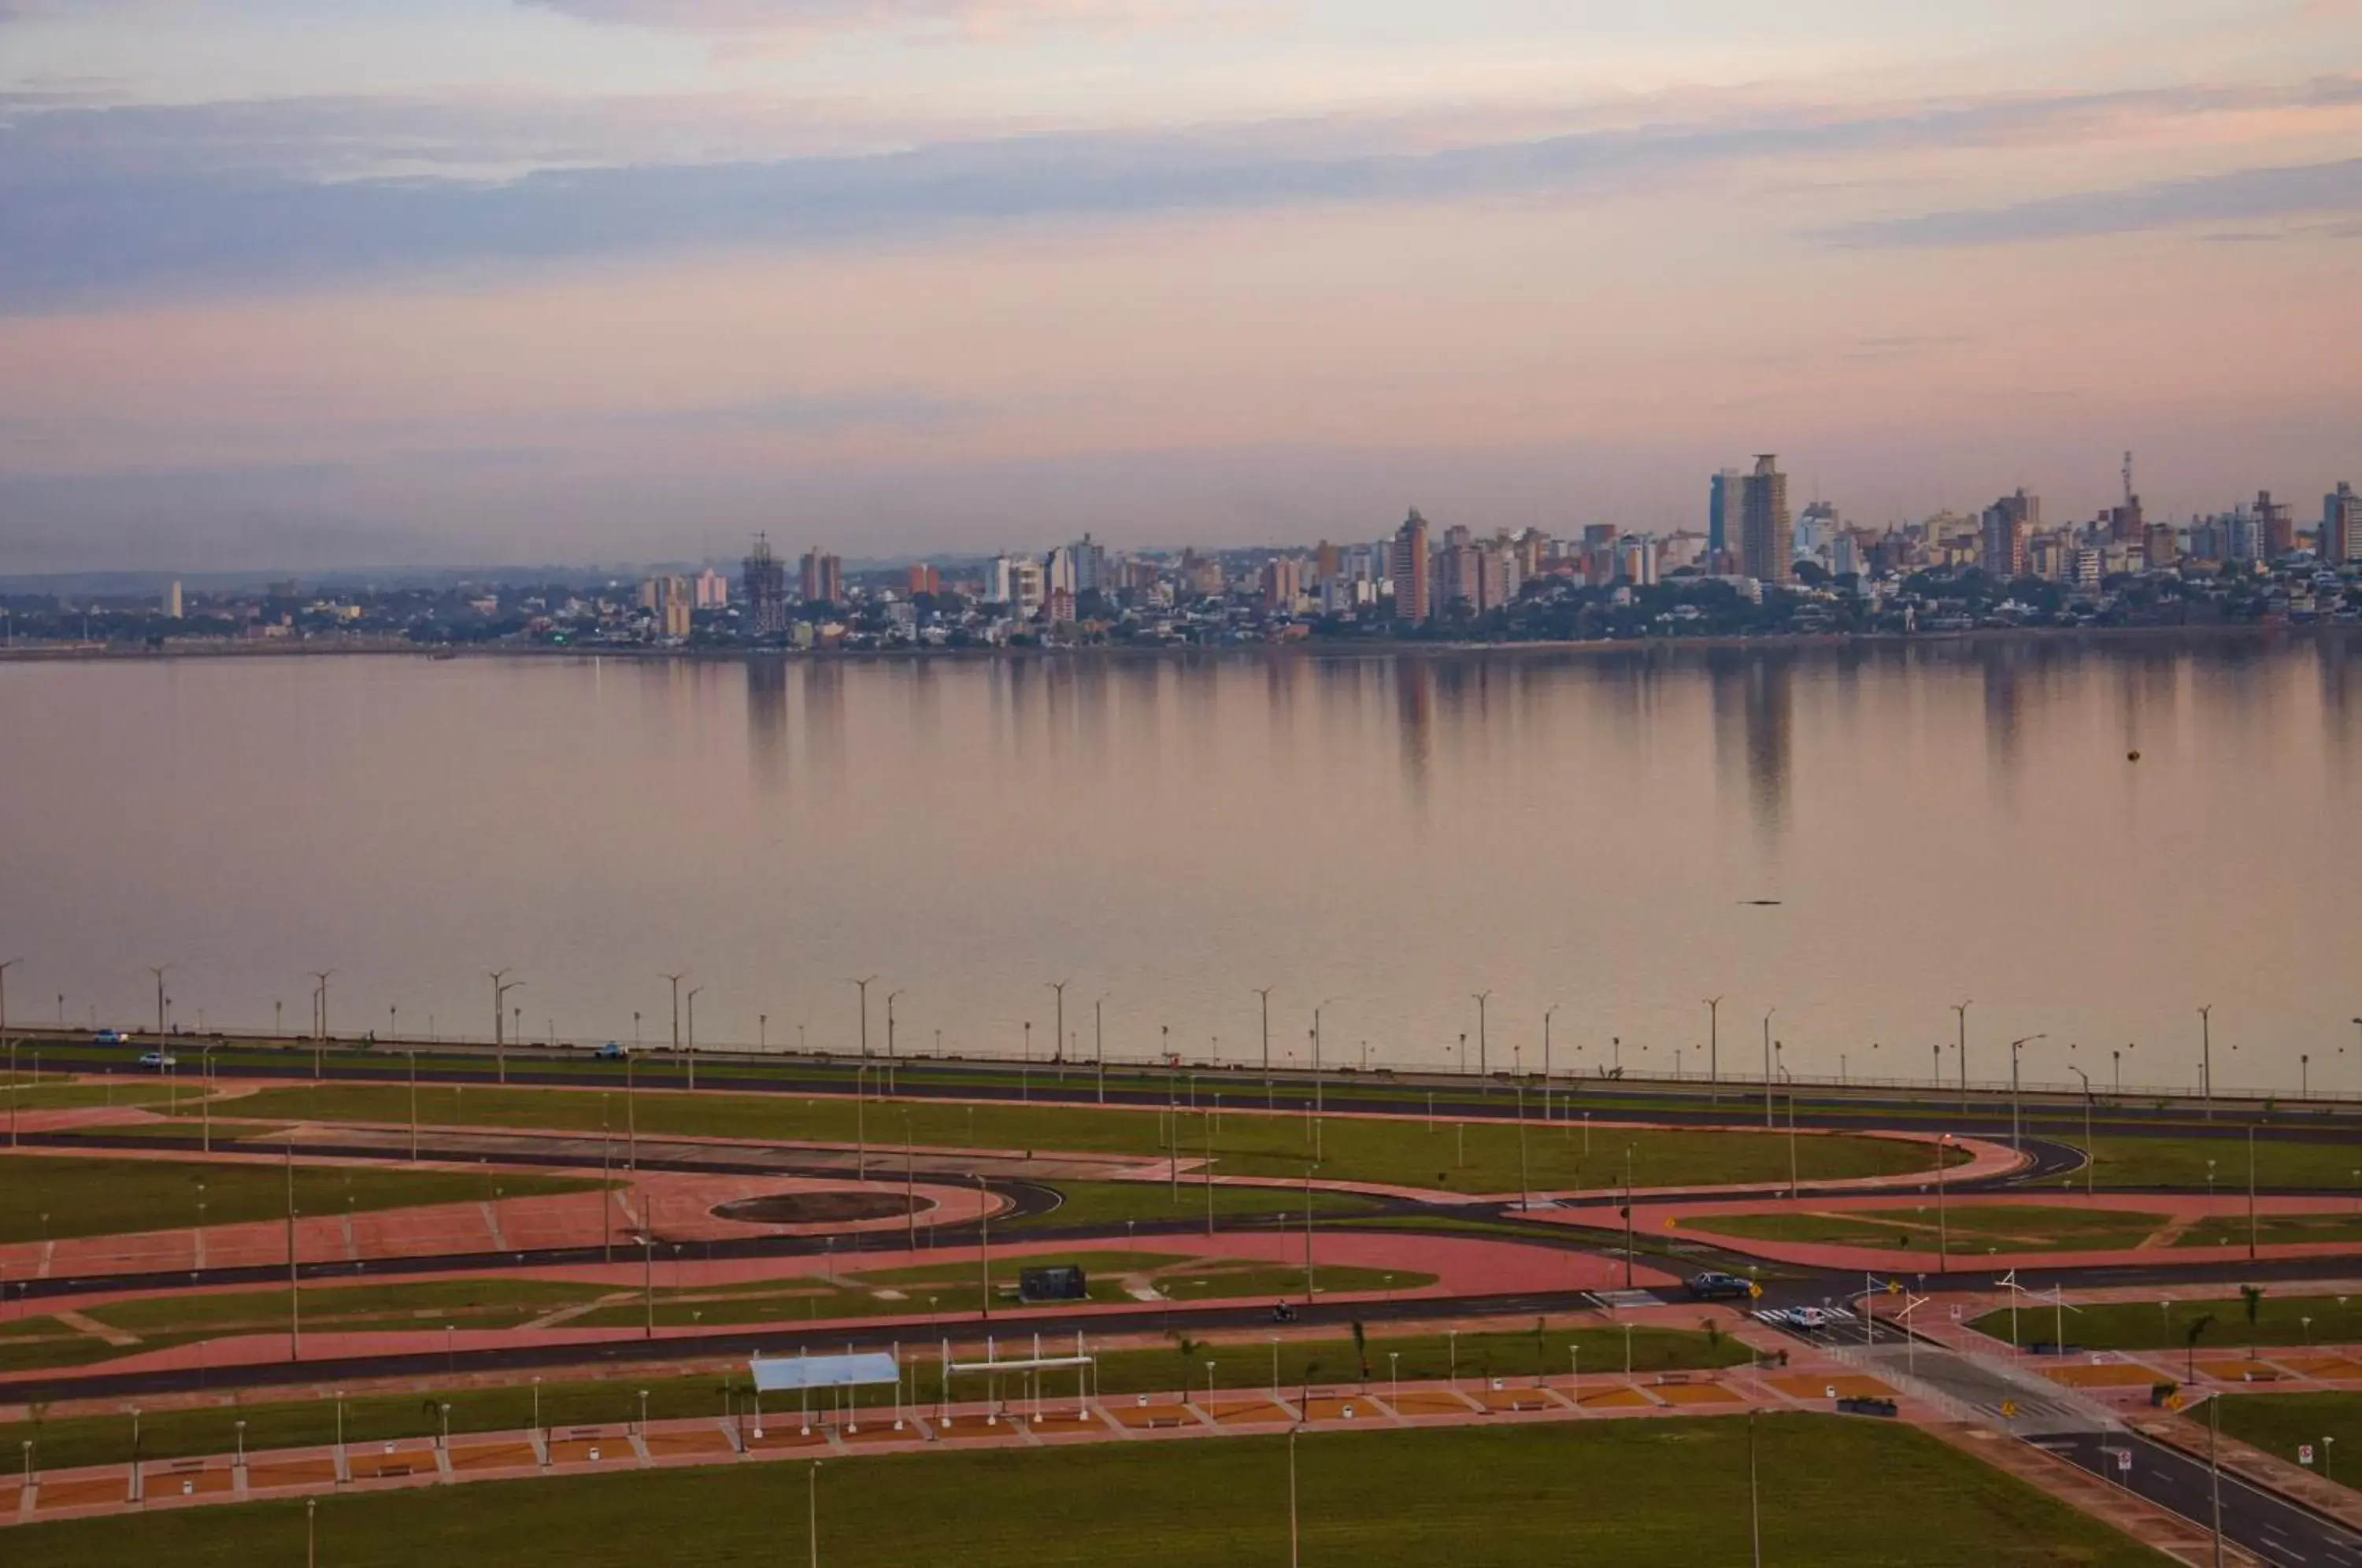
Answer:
xmin=693 ymin=568 xmax=728 ymax=610
xmin=2325 ymin=483 xmax=2360 ymax=566
xmin=1072 ymin=534 xmax=1106 ymax=595
xmin=742 ymin=535 xmax=789 ymax=637
xmin=1005 ymin=557 xmax=1046 ymax=619
xmin=1261 ymin=557 xmax=1302 ymax=613
xmin=1980 ymin=490 xmax=2038 ymax=579
xmin=1709 ymin=468 xmax=1745 ymax=564
xmin=161 ymin=580 xmax=182 ymax=619
xmin=2253 ymin=490 xmax=2295 ymax=561
xmin=2144 ymin=522 xmax=2177 ymax=571
xmin=1390 ymin=509 xmax=1431 ymax=624
xmin=799 ymin=548 xmax=842 ymax=606
xmin=641 ymin=575 xmax=693 ymax=638
xmin=1739 ymin=456 xmax=1791 ymax=585
xmin=905 ymin=563 xmax=941 ymax=597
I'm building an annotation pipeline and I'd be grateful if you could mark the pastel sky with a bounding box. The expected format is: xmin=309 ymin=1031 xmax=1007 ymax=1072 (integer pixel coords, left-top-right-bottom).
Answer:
xmin=2 ymin=0 xmax=2360 ymax=571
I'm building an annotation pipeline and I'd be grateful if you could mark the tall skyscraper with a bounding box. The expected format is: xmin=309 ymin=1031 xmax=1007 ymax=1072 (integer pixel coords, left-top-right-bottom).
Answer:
xmin=1709 ymin=468 xmax=1744 ymax=563
xmin=1390 ymin=509 xmax=1431 ymax=624
xmin=1980 ymin=490 xmax=2037 ymax=579
xmin=2325 ymin=483 xmax=2360 ymax=566
xmin=2255 ymin=490 xmax=2295 ymax=560
xmin=800 ymin=548 xmax=842 ymax=605
xmin=693 ymin=568 xmax=728 ymax=609
xmin=742 ymin=534 xmax=788 ymax=637
xmin=1739 ymin=456 xmax=1791 ymax=585
xmin=161 ymin=580 xmax=182 ymax=619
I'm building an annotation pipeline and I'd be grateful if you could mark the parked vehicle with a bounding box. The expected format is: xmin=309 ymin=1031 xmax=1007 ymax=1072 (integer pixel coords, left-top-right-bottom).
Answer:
xmin=137 ymin=1050 xmax=177 ymax=1071
xmin=594 ymin=1041 xmax=628 ymax=1060
xmin=92 ymin=1029 xmax=131 ymax=1045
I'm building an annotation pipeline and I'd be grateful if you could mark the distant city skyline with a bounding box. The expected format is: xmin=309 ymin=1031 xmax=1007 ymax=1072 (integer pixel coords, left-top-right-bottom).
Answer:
xmin=2 ymin=1 xmax=2359 ymax=571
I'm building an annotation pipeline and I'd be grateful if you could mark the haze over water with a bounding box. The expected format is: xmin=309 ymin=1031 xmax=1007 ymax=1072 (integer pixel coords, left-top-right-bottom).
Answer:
xmin=2 ymin=636 xmax=2354 ymax=1097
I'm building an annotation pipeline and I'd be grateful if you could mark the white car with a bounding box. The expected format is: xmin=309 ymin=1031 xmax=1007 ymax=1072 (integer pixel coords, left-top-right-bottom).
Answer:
xmin=138 ymin=1050 xmax=178 ymax=1071
xmin=1792 ymin=1306 xmax=1833 ymax=1330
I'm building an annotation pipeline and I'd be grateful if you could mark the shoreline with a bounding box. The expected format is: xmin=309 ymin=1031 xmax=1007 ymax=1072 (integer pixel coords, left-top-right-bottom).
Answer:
xmin=0 ymin=621 xmax=2347 ymax=668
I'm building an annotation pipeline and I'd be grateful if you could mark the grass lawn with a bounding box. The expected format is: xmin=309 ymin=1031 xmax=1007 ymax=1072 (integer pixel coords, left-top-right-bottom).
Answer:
xmin=1004 ymin=1179 xmax=1386 ymax=1230
xmin=91 ymin=1277 xmax=608 ymax=1337
xmin=2 ymin=1414 xmax=2164 ymax=1566
xmin=1686 ymin=1204 xmax=2168 ymax=1256
xmin=565 ymin=1248 xmax=1437 ymax=1329
xmin=2053 ymin=1135 xmax=2362 ymax=1191
xmin=2210 ymin=1392 xmax=2362 ymax=1488
xmin=0 ymin=1153 xmax=595 ymax=1246
xmin=2169 ymin=1213 xmax=2362 ymax=1248
xmin=1971 ymin=1293 xmax=2362 ymax=1352
xmin=1 ymin=1082 xmax=180 ymax=1112
xmin=195 ymin=1082 xmax=1943 ymax=1193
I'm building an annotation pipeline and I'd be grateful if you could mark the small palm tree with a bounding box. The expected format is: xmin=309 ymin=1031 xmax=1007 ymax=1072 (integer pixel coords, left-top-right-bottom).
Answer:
xmin=2238 ymin=1285 xmax=2265 ymax=1358
xmin=2184 ymin=1312 xmax=2215 ymax=1381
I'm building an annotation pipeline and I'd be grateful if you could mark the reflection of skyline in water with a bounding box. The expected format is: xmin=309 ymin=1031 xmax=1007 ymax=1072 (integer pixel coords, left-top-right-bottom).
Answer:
xmin=11 ymin=633 xmax=2360 ymax=1093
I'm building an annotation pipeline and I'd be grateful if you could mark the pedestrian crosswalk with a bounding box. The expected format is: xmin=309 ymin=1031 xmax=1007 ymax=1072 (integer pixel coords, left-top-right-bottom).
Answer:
xmin=1753 ymin=1305 xmax=1857 ymax=1332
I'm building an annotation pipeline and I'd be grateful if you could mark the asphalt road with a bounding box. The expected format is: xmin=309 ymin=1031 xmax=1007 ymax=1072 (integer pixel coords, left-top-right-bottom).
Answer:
xmin=2038 ymin=1427 xmax=2362 ymax=1568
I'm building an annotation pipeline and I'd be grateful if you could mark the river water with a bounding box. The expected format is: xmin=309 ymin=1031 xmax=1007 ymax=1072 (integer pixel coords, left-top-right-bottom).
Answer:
xmin=2 ymin=636 xmax=2355 ymax=1096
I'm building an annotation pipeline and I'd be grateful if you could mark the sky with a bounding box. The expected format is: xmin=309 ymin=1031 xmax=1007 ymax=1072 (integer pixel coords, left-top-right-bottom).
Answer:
xmin=2 ymin=0 xmax=2359 ymax=571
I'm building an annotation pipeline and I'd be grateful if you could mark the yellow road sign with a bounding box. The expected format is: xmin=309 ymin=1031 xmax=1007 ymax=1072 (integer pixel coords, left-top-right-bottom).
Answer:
xmin=2000 ymin=1400 xmax=2020 ymax=1418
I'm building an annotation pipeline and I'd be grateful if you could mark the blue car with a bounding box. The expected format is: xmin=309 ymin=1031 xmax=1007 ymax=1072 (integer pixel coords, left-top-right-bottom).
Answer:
xmin=92 ymin=1029 xmax=131 ymax=1045
xmin=594 ymin=1041 xmax=628 ymax=1061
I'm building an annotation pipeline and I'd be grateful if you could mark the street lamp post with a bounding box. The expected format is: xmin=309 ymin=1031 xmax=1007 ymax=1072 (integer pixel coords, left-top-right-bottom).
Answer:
xmin=313 ymin=971 xmax=334 ymax=1045
xmin=847 ymin=975 xmax=878 ymax=1058
xmin=2068 ymin=1067 xmax=2094 ymax=1194
xmin=661 ymin=971 xmax=687 ymax=1065
xmin=1953 ymin=1000 xmax=1971 ymax=1115
xmin=1253 ymin=987 xmax=1272 ymax=1076
xmin=886 ymin=990 xmax=905 ymax=1063
xmin=1704 ymin=997 xmax=1721 ymax=1104
xmin=1935 ymin=1133 xmax=1953 ymax=1273
xmin=148 ymin=963 xmax=173 ymax=1041
xmin=1472 ymin=990 xmax=1491 ymax=1077
xmin=2008 ymin=1034 xmax=2046 ymax=1152
xmin=2197 ymin=1004 xmax=2214 ymax=1121
xmin=489 ymin=969 xmax=522 ymax=1085
xmin=1046 ymin=979 xmax=1068 ymax=1063
xmin=685 ymin=986 xmax=703 ymax=1090
xmin=1761 ymin=1009 xmax=1775 ymax=1128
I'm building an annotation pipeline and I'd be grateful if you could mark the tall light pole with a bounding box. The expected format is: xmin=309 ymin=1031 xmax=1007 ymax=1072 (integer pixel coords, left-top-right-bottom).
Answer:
xmin=809 ymin=1460 xmax=822 ymax=1568
xmin=1046 ymin=979 xmax=1068 ymax=1064
xmin=2008 ymin=1034 xmax=2045 ymax=1152
xmin=2197 ymin=1004 xmax=2214 ymax=1121
xmin=1953 ymin=1000 xmax=1971 ymax=1115
xmin=1761 ymin=1009 xmax=1775 ymax=1128
xmin=1935 ymin=1133 xmax=1953 ymax=1272
xmin=847 ymin=975 xmax=878 ymax=1058
xmin=685 ymin=986 xmax=703 ymax=1090
xmin=1472 ymin=989 xmax=1491 ymax=1078
xmin=886 ymin=990 xmax=905 ymax=1062
xmin=1704 ymin=997 xmax=1721 ymax=1104
xmin=0 ymin=957 xmax=20 ymax=1037
xmin=1253 ymin=987 xmax=1273 ymax=1074
xmin=489 ymin=969 xmax=522 ymax=1085
xmin=661 ymin=972 xmax=687 ymax=1063
xmin=2068 ymin=1067 xmax=2094 ymax=1196
xmin=149 ymin=963 xmax=173 ymax=1039
xmin=1543 ymin=1003 xmax=1560 ymax=1089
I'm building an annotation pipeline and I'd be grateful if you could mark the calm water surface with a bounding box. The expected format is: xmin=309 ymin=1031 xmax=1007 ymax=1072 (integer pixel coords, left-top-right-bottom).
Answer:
xmin=2 ymin=637 xmax=2356 ymax=1096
